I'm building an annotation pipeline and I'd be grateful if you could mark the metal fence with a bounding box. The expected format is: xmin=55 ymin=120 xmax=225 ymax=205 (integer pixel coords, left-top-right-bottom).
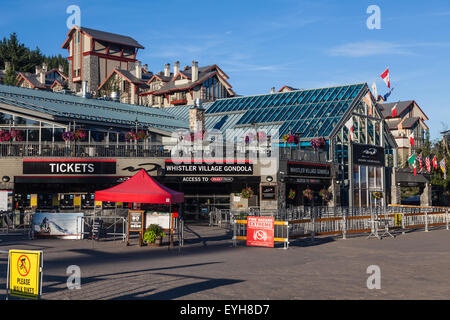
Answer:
xmin=229 ymin=205 xmax=450 ymax=248
xmin=1 ymin=211 xmax=185 ymax=246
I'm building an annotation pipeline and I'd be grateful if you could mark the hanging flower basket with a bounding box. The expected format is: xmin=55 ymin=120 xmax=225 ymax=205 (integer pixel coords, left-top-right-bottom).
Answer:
xmin=74 ymin=129 xmax=86 ymax=140
xmin=257 ymin=131 xmax=267 ymax=142
xmin=303 ymin=188 xmax=313 ymax=201
xmin=0 ymin=129 xmax=23 ymax=142
xmin=282 ymin=134 xmax=299 ymax=144
xmin=319 ymin=189 xmax=332 ymax=202
xmin=372 ymin=191 xmax=383 ymax=200
xmin=310 ymin=137 xmax=326 ymax=149
xmin=62 ymin=131 xmax=75 ymax=141
xmin=244 ymin=132 xmax=256 ymax=144
xmin=135 ymin=130 xmax=148 ymax=140
xmin=241 ymin=187 xmax=254 ymax=199
xmin=288 ymin=188 xmax=296 ymax=200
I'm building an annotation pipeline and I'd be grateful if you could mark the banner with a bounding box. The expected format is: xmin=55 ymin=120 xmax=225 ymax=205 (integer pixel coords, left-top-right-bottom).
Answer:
xmin=247 ymin=216 xmax=274 ymax=248
xmin=33 ymin=213 xmax=84 ymax=239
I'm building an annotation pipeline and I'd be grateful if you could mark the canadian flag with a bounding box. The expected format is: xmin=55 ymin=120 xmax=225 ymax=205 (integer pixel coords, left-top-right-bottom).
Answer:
xmin=409 ymin=132 xmax=415 ymax=147
xmin=381 ymin=68 xmax=391 ymax=88
xmin=391 ymin=103 xmax=398 ymax=117
xmin=345 ymin=118 xmax=354 ymax=141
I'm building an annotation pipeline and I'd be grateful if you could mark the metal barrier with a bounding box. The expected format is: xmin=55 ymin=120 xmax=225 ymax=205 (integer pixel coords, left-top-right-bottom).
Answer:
xmin=232 ymin=219 xmax=289 ymax=249
xmin=81 ymin=215 xmax=128 ymax=241
xmin=230 ymin=206 xmax=450 ymax=248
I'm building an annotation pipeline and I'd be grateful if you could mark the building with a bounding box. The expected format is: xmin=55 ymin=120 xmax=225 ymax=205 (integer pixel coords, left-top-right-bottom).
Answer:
xmin=136 ymin=61 xmax=235 ymax=108
xmin=379 ymin=100 xmax=429 ymax=165
xmin=15 ymin=63 xmax=68 ymax=92
xmin=61 ymin=26 xmax=145 ymax=95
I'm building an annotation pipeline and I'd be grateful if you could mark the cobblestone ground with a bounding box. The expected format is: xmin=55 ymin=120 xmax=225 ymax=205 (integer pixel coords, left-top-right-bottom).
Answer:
xmin=1 ymin=223 xmax=450 ymax=300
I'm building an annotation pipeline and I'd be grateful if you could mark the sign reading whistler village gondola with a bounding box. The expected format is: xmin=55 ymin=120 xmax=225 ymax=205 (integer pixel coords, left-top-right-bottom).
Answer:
xmin=352 ymin=144 xmax=385 ymax=167
xmin=165 ymin=160 xmax=253 ymax=175
xmin=287 ymin=162 xmax=331 ymax=177
xmin=23 ymin=159 xmax=116 ymax=174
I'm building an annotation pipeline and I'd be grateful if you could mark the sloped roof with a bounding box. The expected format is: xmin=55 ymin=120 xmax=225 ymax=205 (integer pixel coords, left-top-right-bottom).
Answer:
xmin=0 ymin=84 xmax=188 ymax=132
xmin=16 ymin=72 xmax=47 ymax=89
xmin=95 ymin=169 xmax=184 ymax=204
xmin=380 ymin=101 xmax=414 ymax=118
xmin=62 ymin=26 xmax=144 ymax=49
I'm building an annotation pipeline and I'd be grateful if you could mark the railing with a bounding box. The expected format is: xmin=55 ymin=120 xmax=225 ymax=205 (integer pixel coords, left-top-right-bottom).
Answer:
xmin=0 ymin=142 xmax=172 ymax=158
xmin=279 ymin=148 xmax=328 ymax=162
xmin=230 ymin=206 xmax=450 ymax=248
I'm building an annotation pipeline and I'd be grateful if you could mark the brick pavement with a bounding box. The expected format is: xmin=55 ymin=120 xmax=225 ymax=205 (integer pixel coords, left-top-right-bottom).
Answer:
xmin=1 ymin=224 xmax=450 ymax=300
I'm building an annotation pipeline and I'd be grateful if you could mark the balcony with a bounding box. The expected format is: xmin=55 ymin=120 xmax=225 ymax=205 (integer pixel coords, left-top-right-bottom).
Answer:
xmin=279 ymin=147 xmax=329 ymax=163
xmin=171 ymin=99 xmax=188 ymax=106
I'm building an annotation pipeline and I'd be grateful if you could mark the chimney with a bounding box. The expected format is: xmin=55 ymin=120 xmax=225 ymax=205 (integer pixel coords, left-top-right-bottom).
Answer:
xmin=37 ymin=63 xmax=47 ymax=85
xmin=58 ymin=64 xmax=64 ymax=73
xmin=189 ymin=98 xmax=205 ymax=133
xmin=270 ymin=87 xmax=275 ymax=94
xmin=82 ymin=81 xmax=88 ymax=98
xmin=134 ymin=61 xmax=142 ymax=79
xmin=143 ymin=64 xmax=148 ymax=72
xmin=173 ymin=61 xmax=180 ymax=76
xmin=164 ymin=63 xmax=170 ymax=77
xmin=192 ymin=61 xmax=198 ymax=82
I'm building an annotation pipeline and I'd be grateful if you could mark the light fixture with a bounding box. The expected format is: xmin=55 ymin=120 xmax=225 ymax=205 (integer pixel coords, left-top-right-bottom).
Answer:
xmin=266 ymin=176 xmax=273 ymax=182
xmin=2 ymin=176 xmax=10 ymax=183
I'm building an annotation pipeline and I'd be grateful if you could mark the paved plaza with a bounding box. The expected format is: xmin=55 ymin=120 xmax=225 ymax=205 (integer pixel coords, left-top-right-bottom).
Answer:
xmin=1 ymin=224 xmax=450 ymax=300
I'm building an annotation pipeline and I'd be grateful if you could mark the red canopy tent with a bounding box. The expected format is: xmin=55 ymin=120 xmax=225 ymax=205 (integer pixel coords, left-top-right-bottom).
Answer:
xmin=95 ymin=169 xmax=184 ymax=204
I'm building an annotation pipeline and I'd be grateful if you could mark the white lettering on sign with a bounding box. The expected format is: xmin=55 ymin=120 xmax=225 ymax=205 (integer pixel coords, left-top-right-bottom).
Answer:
xmin=48 ymin=163 xmax=95 ymax=174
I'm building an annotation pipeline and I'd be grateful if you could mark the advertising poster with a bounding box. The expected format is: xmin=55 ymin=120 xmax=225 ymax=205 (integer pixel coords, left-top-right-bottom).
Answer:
xmin=33 ymin=213 xmax=84 ymax=239
xmin=247 ymin=216 xmax=274 ymax=248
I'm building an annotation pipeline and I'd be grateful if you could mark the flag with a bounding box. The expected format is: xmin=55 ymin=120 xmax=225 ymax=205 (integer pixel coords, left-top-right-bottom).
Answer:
xmin=381 ymin=68 xmax=391 ymax=88
xmin=409 ymin=132 xmax=415 ymax=146
xmin=391 ymin=103 xmax=398 ymax=117
xmin=362 ymin=92 xmax=373 ymax=116
xmin=408 ymin=153 xmax=416 ymax=167
xmin=440 ymin=158 xmax=447 ymax=179
xmin=432 ymin=156 xmax=438 ymax=170
xmin=418 ymin=154 xmax=423 ymax=173
xmin=371 ymin=82 xmax=378 ymax=100
xmin=383 ymin=88 xmax=394 ymax=101
xmin=345 ymin=117 xmax=354 ymax=141
xmin=425 ymin=156 xmax=431 ymax=172
xmin=397 ymin=118 xmax=406 ymax=134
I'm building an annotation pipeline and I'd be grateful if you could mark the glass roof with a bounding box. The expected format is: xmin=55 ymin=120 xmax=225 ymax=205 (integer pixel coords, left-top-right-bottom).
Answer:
xmin=0 ymin=84 xmax=188 ymax=131
xmin=206 ymin=83 xmax=365 ymax=138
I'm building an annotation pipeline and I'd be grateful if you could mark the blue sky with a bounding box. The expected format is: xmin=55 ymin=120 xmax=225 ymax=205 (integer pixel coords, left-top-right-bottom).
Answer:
xmin=1 ymin=0 xmax=450 ymax=139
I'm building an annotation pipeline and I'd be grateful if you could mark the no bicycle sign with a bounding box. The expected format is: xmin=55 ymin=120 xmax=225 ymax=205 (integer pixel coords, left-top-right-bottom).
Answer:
xmin=7 ymin=250 xmax=43 ymax=299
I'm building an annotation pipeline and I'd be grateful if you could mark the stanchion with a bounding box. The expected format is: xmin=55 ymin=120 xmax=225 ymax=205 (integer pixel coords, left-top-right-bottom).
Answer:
xmin=342 ymin=214 xmax=347 ymax=240
xmin=425 ymin=211 xmax=429 ymax=232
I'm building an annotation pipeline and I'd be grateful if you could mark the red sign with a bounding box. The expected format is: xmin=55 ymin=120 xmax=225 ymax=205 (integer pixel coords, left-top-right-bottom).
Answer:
xmin=247 ymin=216 xmax=274 ymax=248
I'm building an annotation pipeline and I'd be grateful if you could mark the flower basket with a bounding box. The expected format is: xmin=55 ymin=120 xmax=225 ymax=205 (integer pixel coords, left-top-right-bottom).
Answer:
xmin=372 ymin=192 xmax=383 ymax=200
xmin=288 ymin=188 xmax=296 ymax=200
xmin=241 ymin=187 xmax=254 ymax=199
xmin=303 ymin=188 xmax=313 ymax=201
xmin=310 ymin=137 xmax=326 ymax=149
xmin=282 ymin=134 xmax=299 ymax=144
xmin=62 ymin=131 xmax=75 ymax=142
xmin=319 ymin=189 xmax=331 ymax=203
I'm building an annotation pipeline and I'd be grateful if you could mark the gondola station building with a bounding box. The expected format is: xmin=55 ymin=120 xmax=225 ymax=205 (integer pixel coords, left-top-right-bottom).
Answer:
xmin=0 ymin=80 xmax=429 ymax=217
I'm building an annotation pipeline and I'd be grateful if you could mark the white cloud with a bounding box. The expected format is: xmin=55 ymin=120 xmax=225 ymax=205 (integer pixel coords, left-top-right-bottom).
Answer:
xmin=329 ymin=41 xmax=450 ymax=57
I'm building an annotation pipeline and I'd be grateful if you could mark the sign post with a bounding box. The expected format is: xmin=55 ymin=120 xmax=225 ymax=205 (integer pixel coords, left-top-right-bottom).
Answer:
xmin=127 ymin=210 xmax=144 ymax=246
xmin=7 ymin=249 xmax=43 ymax=300
xmin=246 ymin=216 xmax=274 ymax=248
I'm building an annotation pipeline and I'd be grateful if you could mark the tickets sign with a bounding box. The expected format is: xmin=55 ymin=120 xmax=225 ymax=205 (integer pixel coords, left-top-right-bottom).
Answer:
xmin=246 ymin=216 xmax=274 ymax=248
xmin=8 ymin=249 xmax=43 ymax=299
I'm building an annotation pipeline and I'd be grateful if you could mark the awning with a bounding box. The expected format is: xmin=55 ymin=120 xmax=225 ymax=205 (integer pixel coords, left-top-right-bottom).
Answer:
xmin=95 ymin=169 xmax=184 ymax=204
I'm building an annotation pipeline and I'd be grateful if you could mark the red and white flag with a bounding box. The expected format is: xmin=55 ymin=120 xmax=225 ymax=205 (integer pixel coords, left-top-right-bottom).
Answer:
xmin=432 ymin=156 xmax=438 ymax=170
xmin=409 ymin=132 xmax=415 ymax=147
xmin=381 ymin=68 xmax=391 ymax=89
xmin=345 ymin=118 xmax=354 ymax=141
xmin=425 ymin=156 xmax=431 ymax=172
xmin=391 ymin=103 xmax=398 ymax=117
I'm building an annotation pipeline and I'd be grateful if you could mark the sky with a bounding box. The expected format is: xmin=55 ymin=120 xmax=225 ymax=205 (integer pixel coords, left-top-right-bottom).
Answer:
xmin=1 ymin=0 xmax=450 ymax=139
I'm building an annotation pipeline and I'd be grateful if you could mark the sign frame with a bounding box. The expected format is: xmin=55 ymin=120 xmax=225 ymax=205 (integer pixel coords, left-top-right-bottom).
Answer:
xmin=246 ymin=216 xmax=275 ymax=248
xmin=7 ymin=249 xmax=43 ymax=300
xmin=127 ymin=210 xmax=145 ymax=246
